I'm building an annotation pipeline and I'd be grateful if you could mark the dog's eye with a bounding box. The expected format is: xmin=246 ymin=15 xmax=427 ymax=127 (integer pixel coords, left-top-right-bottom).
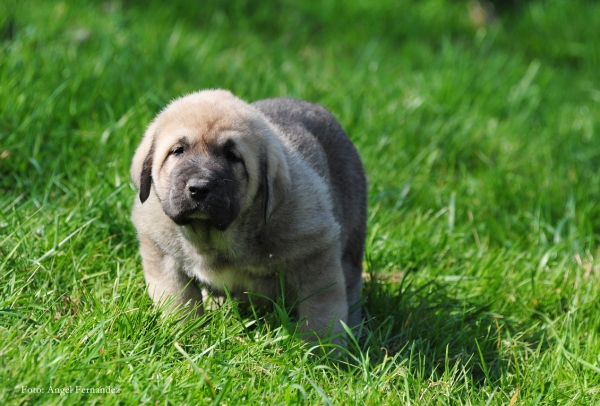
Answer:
xmin=225 ymin=148 xmax=242 ymax=164
xmin=170 ymin=146 xmax=185 ymax=157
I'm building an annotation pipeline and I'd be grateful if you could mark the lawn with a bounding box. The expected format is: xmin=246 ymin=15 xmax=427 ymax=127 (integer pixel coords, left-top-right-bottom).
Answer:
xmin=1 ymin=0 xmax=600 ymax=404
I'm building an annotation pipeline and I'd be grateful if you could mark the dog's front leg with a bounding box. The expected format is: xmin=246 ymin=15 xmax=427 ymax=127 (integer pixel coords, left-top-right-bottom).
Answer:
xmin=138 ymin=235 xmax=204 ymax=317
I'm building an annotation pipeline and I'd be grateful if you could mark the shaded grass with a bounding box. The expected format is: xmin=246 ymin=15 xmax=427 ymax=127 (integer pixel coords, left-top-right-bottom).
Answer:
xmin=2 ymin=0 xmax=600 ymax=404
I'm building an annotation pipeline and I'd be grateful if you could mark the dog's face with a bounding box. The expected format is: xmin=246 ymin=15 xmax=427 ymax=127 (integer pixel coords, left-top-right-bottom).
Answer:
xmin=153 ymin=130 xmax=244 ymax=230
xmin=131 ymin=90 xmax=290 ymax=231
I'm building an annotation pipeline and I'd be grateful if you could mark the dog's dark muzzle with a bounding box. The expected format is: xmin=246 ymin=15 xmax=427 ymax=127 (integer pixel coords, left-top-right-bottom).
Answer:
xmin=163 ymin=162 xmax=239 ymax=230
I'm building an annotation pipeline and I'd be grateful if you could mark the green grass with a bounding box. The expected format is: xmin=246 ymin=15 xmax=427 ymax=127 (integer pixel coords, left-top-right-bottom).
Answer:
xmin=2 ymin=0 xmax=600 ymax=404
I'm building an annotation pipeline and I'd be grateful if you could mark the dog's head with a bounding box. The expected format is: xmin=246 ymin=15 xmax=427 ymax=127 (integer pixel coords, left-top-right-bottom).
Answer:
xmin=131 ymin=90 xmax=290 ymax=231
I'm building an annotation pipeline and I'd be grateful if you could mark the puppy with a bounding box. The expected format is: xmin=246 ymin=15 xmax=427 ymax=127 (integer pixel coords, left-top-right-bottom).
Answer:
xmin=130 ymin=90 xmax=367 ymax=341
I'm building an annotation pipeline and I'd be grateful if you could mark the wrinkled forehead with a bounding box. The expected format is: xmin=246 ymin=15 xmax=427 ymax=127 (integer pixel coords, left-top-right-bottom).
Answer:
xmin=152 ymin=97 xmax=264 ymax=152
xmin=161 ymin=96 xmax=247 ymax=127
xmin=156 ymin=100 xmax=252 ymax=145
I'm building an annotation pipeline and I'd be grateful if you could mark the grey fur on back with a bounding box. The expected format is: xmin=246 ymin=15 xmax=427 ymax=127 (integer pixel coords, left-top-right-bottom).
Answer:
xmin=252 ymin=98 xmax=368 ymax=327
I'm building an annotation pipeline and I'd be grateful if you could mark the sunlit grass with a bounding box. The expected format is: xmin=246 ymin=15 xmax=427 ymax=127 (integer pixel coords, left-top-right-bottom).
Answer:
xmin=2 ymin=0 xmax=600 ymax=404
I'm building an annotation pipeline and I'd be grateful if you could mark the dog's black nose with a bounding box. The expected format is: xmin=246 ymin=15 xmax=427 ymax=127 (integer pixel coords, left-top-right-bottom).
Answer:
xmin=187 ymin=178 xmax=218 ymax=201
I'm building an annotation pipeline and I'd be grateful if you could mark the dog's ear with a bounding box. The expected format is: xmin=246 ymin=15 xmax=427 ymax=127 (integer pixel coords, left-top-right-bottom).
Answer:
xmin=138 ymin=146 xmax=154 ymax=203
xmin=260 ymin=134 xmax=291 ymax=223
xmin=131 ymin=122 xmax=157 ymax=204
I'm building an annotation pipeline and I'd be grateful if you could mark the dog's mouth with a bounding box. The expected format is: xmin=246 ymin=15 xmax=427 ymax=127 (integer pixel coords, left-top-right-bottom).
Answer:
xmin=166 ymin=198 xmax=235 ymax=231
xmin=171 ymin=210 xmax=210 ymax=226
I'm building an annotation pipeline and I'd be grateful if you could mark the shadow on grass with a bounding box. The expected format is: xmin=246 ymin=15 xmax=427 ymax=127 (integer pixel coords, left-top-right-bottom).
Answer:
xmin=357 ymin=271 xmax=534 ymax=385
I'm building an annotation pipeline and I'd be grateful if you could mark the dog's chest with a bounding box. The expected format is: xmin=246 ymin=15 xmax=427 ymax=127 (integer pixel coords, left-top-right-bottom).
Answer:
xmin=179 ymin=245 xmax=274 ymax=295
xmin=195 ymin=265 xmax=255 ymax=294
xmin=176 ymin=223 xmax=281 ymax=294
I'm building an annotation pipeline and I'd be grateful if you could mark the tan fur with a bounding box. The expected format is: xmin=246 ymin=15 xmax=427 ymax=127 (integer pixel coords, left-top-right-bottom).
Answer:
xmin=131 ymin=89 xmax=367 ymax=343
